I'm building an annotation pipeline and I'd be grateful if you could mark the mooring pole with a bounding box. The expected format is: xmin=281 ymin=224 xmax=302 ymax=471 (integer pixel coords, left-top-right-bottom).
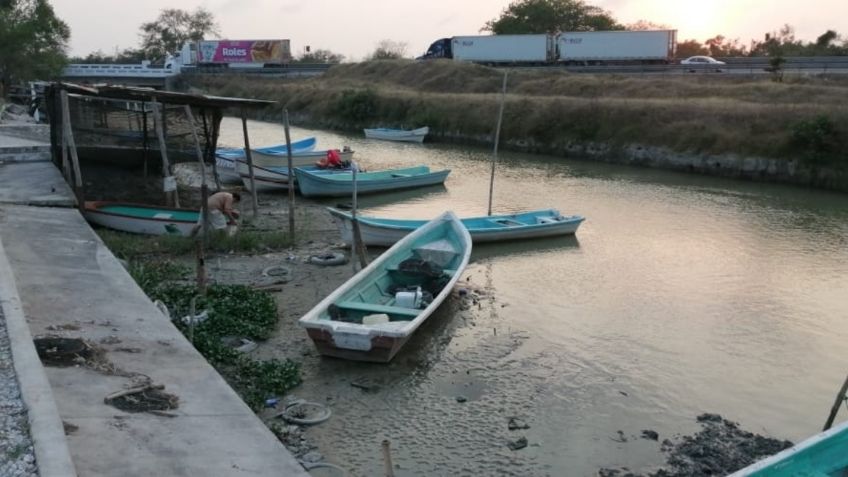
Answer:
xmin=184 ymin=105 xmax=209 ymax=293
xmin=350 ymin=163 xmax=368 ymax=270
xmin=241 ymin=109 xmax=258 ymax=218
xmin=381 ymin=439 xmax=395 ymax=477
xmin=283 ymin=109 xmax=295 ymax=239
xmin=487 ymin=70 xmax=508 ymax=217
xmin=824 ymin=373 xmax=848 ymax=431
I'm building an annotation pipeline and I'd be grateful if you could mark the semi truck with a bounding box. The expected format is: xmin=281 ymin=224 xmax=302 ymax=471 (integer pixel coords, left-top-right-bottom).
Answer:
xmin=175 ymin=40 xmax=292 ymax=68
xmin=422 ymin=30 xmax=677 ymax=65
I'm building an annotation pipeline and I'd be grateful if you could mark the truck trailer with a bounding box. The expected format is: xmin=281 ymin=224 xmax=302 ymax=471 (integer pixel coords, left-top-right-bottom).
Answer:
xmin=422 ymin=30 xmax=677 ymax=65
xmin=178 ymin=40 xmax=292 ymax=68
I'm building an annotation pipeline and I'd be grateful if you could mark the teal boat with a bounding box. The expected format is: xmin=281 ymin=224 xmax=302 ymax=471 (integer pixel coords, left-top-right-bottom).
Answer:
xmin=327 ymin=207 xmax=584 ymax=246
xmin=83 ymin=201 xmax=199 ymax=236
xmin=298 ymin=211 xmax=472 ymax=362
xmin=729 ymin=419 xmax=848 ymax=476
xmin=294 ymin=165 xmax=450 ymax=198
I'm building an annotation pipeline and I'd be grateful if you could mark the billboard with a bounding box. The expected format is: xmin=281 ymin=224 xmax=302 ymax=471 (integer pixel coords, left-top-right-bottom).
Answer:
xmin=196 ymin=40 xmax=291 ymax=64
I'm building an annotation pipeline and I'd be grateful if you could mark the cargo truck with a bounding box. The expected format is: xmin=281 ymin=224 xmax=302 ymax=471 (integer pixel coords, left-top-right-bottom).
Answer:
xmin=176 ymin=40 xmax=292 ymax=68
xmin=421 ymin=30 xmax=677 ymax=65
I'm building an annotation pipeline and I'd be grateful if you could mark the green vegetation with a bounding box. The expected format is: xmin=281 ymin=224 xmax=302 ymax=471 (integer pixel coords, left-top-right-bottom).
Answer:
xmin=129 ymin=261 xmax=300 ymax=410
xmin=791 ymin=115 xmax=842 ymax=166
xmin=0 ymin=0 xmax=69 ymax=97
xmin=98 ymin=229 xmax=293 ymax=261
xmin=140 ymin=8 xmax=219 ymax=61
xmin=192 ymin=60 xmax=848 ymax=170
xmin=484 ymin=0 xmax=622 ymax=34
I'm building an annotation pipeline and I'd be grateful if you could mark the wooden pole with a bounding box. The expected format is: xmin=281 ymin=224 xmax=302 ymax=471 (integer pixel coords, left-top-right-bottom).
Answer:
xmin=201 ymin=110 xmax=222 ymax=190
xmin=184 ymin=105 xmax=210 ymax=291
xmin=823 ymin=373 xmax=848 ymax=431
xmin=283 ymin=109 xmax=295 ymax=239
xmin=350 ymin=163 xmax=368 ymax=270
xmin=59 ymin=90 xmax=84 ymax=211
xmin=151 ymin=100 xmax=177 ymax=207
xmin=142 ymin=105 xmax=149 ymax=178
xmin=241 ymin=110 xmax=258 ymax=218
xmin=381 ymin=439 xmax=395 ymax=477
xmin=487 ymin=71 xmax=508 ymax=217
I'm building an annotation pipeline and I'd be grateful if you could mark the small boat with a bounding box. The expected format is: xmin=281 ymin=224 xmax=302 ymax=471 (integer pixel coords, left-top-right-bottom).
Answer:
xmin=327 ymin=208 xmax=585 ymax=246
xmin=294 ymin=165 xmax=450 ymax=198
xmin=83 ymin=201 xmax=198 ymax=236
xmin=214 ymin=137 xmax=318 ymax=183
xmin=364 ymin=127 xmax=429 ymax=143
xmin=249 ymin=148 xmax=354 ymax=168
xmin=728 ymin=419 xmax=848 ymax=476
xmin=240 ymin=165 xmax=353 ymax=193
xmin=299 ymin=211 xmax=472 ymax=362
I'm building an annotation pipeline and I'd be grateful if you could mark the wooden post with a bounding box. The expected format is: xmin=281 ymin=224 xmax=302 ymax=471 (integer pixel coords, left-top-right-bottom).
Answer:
xmin=59 ymin=90 xmax=84 ymax=210
xmin=487 ymin=71 xmax=508 ymax=216
xmin=350 ymin=163 xmax=368 ymax=270
xmin=381 ymin=439 xmax=395 ymax=477
xmin=201 ymin=110 xmax=222 ymax=189
xmin=283 ymin=109 xmax=295 ymax=238
xmin=184 ymin=105 xmax=210 ymax=291
xmin=151 ymin=100 xmax=178 ymax=207
xmin=142 ymin=105 xmax=149 ymax=178
xmin=241 ymin=110 xmax=258 ymax=218
xmin=60 ymin=120 xmax=70 ymax=182
xmin=824 ymin=374 xmax=848 ymax=431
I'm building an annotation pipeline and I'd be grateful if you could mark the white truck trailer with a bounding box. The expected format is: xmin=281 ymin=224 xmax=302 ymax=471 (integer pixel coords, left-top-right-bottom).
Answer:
xmin=449 ymin=34 xmax=555 ymax=64
xmin=557 ymin=30 xmax=677 ymax=64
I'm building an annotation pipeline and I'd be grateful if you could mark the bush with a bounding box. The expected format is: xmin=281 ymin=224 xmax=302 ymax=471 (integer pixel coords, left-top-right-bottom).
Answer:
xmin=336 ymin=89 xmax=377 ymax=124
xmin=790 ymin=115 xmax=841 ymax=165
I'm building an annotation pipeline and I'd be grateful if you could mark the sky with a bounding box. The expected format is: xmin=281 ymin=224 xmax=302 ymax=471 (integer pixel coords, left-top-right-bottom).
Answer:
xmin=51 ymin=0 xmax=848 ymax=60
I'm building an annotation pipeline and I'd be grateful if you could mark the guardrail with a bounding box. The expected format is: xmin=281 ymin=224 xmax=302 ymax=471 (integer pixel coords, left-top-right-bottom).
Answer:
xmin=63 ymin=63 xmax=177 ymax=78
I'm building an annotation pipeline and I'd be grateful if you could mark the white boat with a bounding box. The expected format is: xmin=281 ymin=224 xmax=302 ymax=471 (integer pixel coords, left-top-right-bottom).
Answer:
xmin=299 ymin=211 xmax=472 ymax=362
xmin=239 ymin=164 xmax=354 ymax=193
xmin=249 ymin=149 xmax=355 ymax=168
xmin=327 ymin=207 xmax=585 ymax=246
xmin=83 ymin=201 xmax=198 ymax=236
xmin=363 ymin=127 xmax=429 ymax=143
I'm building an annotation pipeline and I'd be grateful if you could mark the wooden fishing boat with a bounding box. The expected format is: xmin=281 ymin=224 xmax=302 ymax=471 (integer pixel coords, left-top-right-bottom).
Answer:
xmin=294 ymin=165 xmax=450 ymax=198
xmin=299 ymin=211 xmax=471 ymax=362
xmin=214 ymin=137 xmax=317 ymax=183
xmin=83 ymin=201 xmax=199 ymax=236
xmin=249 ymin=148 xmax=354 ymax=168
xmin=728 ymin=419 xmax=848 ymax=476
xmin=327 ymin=207 xmax=585 ymax=246
xmin=364 ymin=127 xmax=429 ymax=143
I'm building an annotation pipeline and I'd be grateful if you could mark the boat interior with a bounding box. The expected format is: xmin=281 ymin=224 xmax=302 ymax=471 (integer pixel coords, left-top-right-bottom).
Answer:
xmin=325 ymin=235 xmax=463 ymax=325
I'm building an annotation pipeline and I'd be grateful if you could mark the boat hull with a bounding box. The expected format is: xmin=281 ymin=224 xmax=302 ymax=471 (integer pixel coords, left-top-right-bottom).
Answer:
xmin=364 ymin=127 xmax=429 ymax=143
xmin=328 ymin=208 xmax=585 ymax=246
xmin=294 ymin=166 xmax=450 ymax=198
xmin=83 ymin=201 xmax=198 ymax=236
xmin=250 ymin=149 xmax=354 ymax=168
xmin=299 ymin=211 xmax=472 ymax=362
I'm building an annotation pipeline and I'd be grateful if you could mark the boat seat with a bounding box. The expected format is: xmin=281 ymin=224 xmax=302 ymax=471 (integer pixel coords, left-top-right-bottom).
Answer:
xmin=491 ymin=218 xmax=523 ymax=227
xmin=390 ymin=173 xmax=411 ymax=178
xmin=536 ymin=216 xmax=559 ymax=224
xmin=335 ymin=301 xmax=421 ymax=317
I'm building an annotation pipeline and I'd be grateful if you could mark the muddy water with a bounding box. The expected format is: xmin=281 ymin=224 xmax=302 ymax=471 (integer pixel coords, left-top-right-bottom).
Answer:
xmin=218 ymin=118 xmax=848 ymax=476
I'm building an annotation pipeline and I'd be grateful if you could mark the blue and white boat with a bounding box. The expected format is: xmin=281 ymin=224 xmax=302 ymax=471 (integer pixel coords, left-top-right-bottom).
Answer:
xmin=364 ymin=127 xmax=429 ymax=143
xmin=728 ymin=419 xmax=848 ymax=476
xmin=327 ymin=207 xmax=584 ymax=246
xmin=294 ymin=165 xmax=450 ymax=198
xmin=240 ymin=164 xmax=353 ymax=193
xmin=215 ymin=137 xmax=318 ymax=183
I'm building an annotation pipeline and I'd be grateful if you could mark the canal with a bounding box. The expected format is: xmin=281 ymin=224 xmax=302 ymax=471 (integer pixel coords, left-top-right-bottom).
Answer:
xmin=219 ymin=118 xmax=848 ymax=476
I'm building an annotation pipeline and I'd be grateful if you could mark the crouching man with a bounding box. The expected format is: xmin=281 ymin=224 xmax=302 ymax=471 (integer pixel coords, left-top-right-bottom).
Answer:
xmin=191 ymin=191 xmax=241 ymax=237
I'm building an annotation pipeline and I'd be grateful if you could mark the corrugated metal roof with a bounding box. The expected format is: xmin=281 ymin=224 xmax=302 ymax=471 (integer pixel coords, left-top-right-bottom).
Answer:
xmin=56 ymin=82 xmax=274 ymax=109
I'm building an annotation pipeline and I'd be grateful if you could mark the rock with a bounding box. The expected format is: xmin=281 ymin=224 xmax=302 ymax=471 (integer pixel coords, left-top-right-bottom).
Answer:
xmin=641 ymin=430 xmax=659 ymax=441
xmin=301 ymin=451 xmax=323 ymax=463
xmin=455 ymin=395 xmax=468 ymax=403
xmin=508 ymin=417 xmax=530 ymax=430
xmin=507 ymin=436 xmax=528 ymax=451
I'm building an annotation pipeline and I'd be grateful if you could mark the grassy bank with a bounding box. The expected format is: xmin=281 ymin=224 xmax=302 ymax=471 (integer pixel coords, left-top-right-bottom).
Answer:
xmin=192 ymin=60 xmax=848 ymax=170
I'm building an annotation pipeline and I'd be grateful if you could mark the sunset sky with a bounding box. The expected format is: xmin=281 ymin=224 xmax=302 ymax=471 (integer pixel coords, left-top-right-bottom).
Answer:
xmin=51 ymin=0 xmax=847 ymax=60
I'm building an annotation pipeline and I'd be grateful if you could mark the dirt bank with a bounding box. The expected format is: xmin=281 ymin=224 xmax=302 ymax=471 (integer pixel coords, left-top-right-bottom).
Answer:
xmin=188 ymin=60 xmax=848 ymax=192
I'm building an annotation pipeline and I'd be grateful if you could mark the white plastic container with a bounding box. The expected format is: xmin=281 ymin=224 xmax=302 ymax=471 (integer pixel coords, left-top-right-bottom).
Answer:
xmin=395 ymin=287 xmax=423 ymax=308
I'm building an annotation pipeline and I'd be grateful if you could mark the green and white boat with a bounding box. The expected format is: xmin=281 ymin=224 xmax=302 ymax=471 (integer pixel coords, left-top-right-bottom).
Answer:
xmin=83 ymin=201 xmax=199 ymax=236
xmin=729 ymin=419 xmax=848 ymax=476
xmin=299 ymin=211 xmax=472 ymax=362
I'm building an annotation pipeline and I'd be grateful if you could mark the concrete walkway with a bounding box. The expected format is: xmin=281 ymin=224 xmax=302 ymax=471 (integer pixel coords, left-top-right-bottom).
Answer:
xmin=0 ymin=160 xmax=309 ymax=476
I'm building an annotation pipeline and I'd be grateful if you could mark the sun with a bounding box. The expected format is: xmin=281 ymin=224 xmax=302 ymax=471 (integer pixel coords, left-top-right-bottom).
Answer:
xmin=623 ymin=0 xmax=731 ymax=41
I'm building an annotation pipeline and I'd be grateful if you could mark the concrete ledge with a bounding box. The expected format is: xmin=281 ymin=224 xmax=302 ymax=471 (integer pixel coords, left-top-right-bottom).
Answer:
xmin=0 ymin=161 xmax=76 ymax=207
xmin=0 ymin=237 xmax=78 ymax=477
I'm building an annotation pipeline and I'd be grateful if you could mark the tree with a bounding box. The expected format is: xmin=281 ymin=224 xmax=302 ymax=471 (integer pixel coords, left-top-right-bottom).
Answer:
xmin=627 ymin=20 xmax=670 ymax=31
xmin=483 ymin=0 xmax=623 ymax=35
xmin=0 ymin=0 xmax=69 ymax=97
xmin=704 ymin=35 xmax=747 ymax=57
xmin=139 ymin=7 xmax=219 ymax=61
xmin=676 ymin=39 xmax=708 ymax=58
xmin=368 ymin=40 xmax=408 ymax=60
xmin=295 ymin=48 xmax=344 ymax=64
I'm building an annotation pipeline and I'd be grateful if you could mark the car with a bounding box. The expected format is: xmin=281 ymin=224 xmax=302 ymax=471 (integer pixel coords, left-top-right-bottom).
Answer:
xmin=680 ymin=56 xmax=726 ymax=72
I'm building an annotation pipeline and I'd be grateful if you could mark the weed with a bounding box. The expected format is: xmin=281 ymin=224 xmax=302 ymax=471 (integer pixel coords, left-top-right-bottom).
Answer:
xmin=97 ymin=229 xmax=293 ymax=261
xmin=790 ymin=115 xmax=843 ymax=165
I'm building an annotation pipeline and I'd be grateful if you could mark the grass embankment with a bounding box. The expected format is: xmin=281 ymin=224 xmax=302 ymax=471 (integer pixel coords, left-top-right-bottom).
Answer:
xmin=100 ymin=231 xmax=300 ymax=410
xmin=193 ymin=59 xmax=848 ymax=168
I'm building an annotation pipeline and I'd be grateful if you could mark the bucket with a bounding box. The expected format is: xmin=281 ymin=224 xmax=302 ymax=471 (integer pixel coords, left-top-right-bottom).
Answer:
xmin=395 ymin=287 xmax=423 ymax=308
